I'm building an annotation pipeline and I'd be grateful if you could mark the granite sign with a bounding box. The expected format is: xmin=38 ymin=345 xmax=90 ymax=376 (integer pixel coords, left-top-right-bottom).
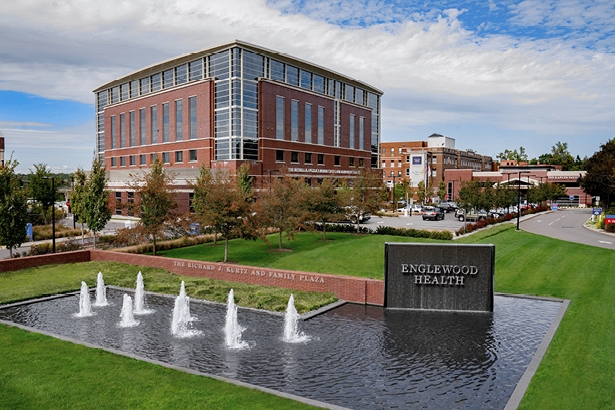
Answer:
xmin=384 ymin=243 xmax=494 ymax=312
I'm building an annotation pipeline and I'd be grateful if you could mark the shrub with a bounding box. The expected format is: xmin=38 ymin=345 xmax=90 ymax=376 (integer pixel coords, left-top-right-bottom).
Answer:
xmin=29 ymin=241 xmax=82 ymax=256
xmin=605 ymin=223 xmax=615 ymax=233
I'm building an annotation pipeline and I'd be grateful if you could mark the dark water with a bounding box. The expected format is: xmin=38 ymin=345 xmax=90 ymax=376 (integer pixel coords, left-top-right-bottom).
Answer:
xmin=0 ymin=289 xmax=561 ymax=409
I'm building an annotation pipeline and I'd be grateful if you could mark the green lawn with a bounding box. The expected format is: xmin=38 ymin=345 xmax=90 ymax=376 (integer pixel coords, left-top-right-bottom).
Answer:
xmin=158 ymin=231 xmax=441 ymax=279
xmin=2 ymin=223 xmax=615 ymax=409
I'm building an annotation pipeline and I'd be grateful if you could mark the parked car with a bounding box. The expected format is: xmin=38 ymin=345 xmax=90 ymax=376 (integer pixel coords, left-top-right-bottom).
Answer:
xmin=455 ymin=209 xmax=488 ymax=222
xmin=411 ymin=204 xmax=423 ymax=215
xmin=421 ymin=206 xmax=445 ymax=221
xmin=437 ymin=203 xmax=454 ymax=213
xmin=342 ymin=209 xmax=371 ymax=224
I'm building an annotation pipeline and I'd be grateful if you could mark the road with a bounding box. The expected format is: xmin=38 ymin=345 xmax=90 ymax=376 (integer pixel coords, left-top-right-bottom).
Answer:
xmin=519 ymin=208 xmax=615 ymax=251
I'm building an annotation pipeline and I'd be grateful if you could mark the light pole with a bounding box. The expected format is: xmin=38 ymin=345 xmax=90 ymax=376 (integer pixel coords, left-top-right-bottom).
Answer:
xmin=516 ymin=171 xmax=530 ymax=231
xmin=42 ymin=176 xmax=56 ymax=253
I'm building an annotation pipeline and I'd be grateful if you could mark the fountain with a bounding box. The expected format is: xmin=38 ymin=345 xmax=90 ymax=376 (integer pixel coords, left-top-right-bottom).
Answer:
xmin=119 ymin=294 xmax=139 ymax=327
xmin=74 ymin=281 xmax=93 ymax=317
xmin=133 ymin=272 xmax=154 ymax=315
xmin=94 ymin=272 xmax=109 ymax=307
xmin=171 ymin=281 xmax=201 ymax=337
xmin=283 ymin=294 xmax=310 ymax=343
xmin=224 ymin=289 xmax=248 ymax=349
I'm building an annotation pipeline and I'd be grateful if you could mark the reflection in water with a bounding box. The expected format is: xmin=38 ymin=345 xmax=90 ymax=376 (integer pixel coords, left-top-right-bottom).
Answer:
xmin=0 ymin=289 xmax=561 ymax=410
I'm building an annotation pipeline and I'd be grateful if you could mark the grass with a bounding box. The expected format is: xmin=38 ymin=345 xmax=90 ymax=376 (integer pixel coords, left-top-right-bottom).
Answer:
xmin=0 ymin=326 xmax=316 ymax=410
xmin=2 ymin=222 xmax=615 ymax=408
xmin=158 ymin=231 xmax=443 ymax=279
xmin=0 ymin=261 xmax=337 ymax=314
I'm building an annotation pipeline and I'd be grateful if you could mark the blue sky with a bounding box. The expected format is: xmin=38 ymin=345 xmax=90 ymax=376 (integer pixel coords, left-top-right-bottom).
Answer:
xmin=0 ymin=0 xmax=613 ymax=173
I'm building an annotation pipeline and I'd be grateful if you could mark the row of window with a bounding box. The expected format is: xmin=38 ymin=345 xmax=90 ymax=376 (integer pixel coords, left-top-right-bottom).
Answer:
xmin=109 ymin=150 xmax=198 ymax=167
xmin=109 ymin=97 xmax=198 ymax=148
xmin=384 ymin=169 xmax=438 ymax=178
xmin=275 ymin=150 xmax=364 ymax=167
xmin=275 ymin=96 xmax=366 ymax=149
xmin=96 ymin=47 xmax=378 ymax=112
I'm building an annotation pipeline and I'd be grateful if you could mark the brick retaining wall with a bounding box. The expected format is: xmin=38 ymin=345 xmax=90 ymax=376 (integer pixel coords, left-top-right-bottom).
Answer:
xmin=1 ymin=250 xmax=385 ymax=306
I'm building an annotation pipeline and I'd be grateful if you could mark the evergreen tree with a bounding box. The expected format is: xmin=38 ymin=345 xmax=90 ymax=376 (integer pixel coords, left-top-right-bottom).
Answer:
xmin=0 ymin=158 xmax=29 ymax=257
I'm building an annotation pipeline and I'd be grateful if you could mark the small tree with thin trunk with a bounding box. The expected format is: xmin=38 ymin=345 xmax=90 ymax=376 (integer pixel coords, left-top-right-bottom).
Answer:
xmin=129 ymin=157 xmax=177 ymax=255
xmin=28 ymin=163 xmax=58 ymax=225
xmin=192 ymin=165 xmax=253 ymax=262
xmin=254 ymin=172 xmax=307 ymax=250
xmin=0 ymin=158 xmax=29 ymax=257
xmin=416 ymin=180 xmax=427 ymax=205
xmin=306 ymin=178 xmax=344 ymax=240
xmin=70 ymin=168 xmax=88 ymax=243
xmin=81 ymin=157 xmax=112 ymax=248
xmin=340 ymin=168 xmax=386 ymax=233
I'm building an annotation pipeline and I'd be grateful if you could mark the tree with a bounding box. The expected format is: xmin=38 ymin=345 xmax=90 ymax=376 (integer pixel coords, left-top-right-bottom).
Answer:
xmin=129 ymin=157 xmax=177 ymax=255
xmin=28 ymin=163 xmax=58 ymax=224
xmin=70 ymin=168 xmax=88 ymax=243
xmin=494 ymin=181 xmax=516 ymax=210
xmin=192 ymin=166 xmax=253 ymax=262
xmin=437 ymin=180 xmax=447 ymax=201
xmin=80 ymin=157 xmax=112 ymax=248
xmin=416 ymin=180 xmax=427 ymax=204
xmin=496 ymin=147 xmax=528 ymax=163
xmin=340 ymin=168 xmax=386 ymax=233
xmin=0 ymin=158 xmax=29 ymax=257
xmin=254 ymin=172 xmax=307 ymax=249
xmin=306 ymin=178 xmax=344 ymax=240
xmin=579 ymin=139 xmax=615 ymax=208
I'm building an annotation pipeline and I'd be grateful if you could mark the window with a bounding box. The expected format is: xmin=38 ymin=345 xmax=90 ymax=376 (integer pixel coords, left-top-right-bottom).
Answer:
xmin=189 ymin=59 xmax=202 ymax=81
xmin=334 ymin=156 xmax=340 ymax=166
xmin=349 ymin=114 xmax=355 ymax=149
xmin=399 ymin=147 xmax=402 ymax=154
xmin=300 ymin=70 xmax=311 ymax=90
xmin=163 ymin=152 xmax=170 ymax=164
xmin=406 ymin=169 xmax=410 ymax=176
xmin=189 ymin=149 xmax=197 ymax=162
xmin=398 ymin=160 xmax=402 ymax=167
xmin=111 ymin=157 xmax=116 ymax=167
xmin=110 ymin=116 xmax=116 ymax=149
xmin=120 ymin=83 xmax=129 ymax=101
xmin=317 ymin=154 xmax=324 ymax=165
xmin=291 ymin=100 xmax=298 ymax=141
xmin=189 ymin=96 xmax=197 ymax=139
xmin=139 ymin=109 xmax=146 ymax=146
xmin=271 ymin=60 xmax=285 ymax=82
xmin=163 ymin=69 xmax=174 ymax=88
xmin=129 ymin=155 xmax=135 ymax=166
xmin=432 ymin=157 xmax=437 ymax=164
xmin=120 ymin=156 xmax=126 ymax=166
xmin=151 ymin=153 xmax=157 ymax=163
xmin=175 ymin=100 xmax=183 ymax=141
xmin=120 ymin=113 xmax=125 ymax=148
xmin=189 ymin=192 xmax=195 ymax=213
xmin=140 ymin=77 xmax=150 ymax=95
xmin=151 ymin=106 xmax=158 ymax=144
xmin=313 ymin=75 xmax=325 ymax=93
xmin=317 ymin=106 xmax=324 ymax=145
xmin=129 ymin=111 xmax=135 ymax=146
xmin=130 ymin=80 xmax=139 ymax=98
xmin=291 ymin=151 xmax=299 ymax=163
xmin=276 ymin=96 xmax=284 ymax=140
xmin=391 ymin=148 xmax=394 ymax=155
xmin=115 ymin=192 xmax=122 ymax=215
xmin=432 ymin=170 xmax=437 ymax=177
xmin=151 ymin=73 xmax=161 ymax=92
xmin=127 ymin=192 xmax=134 ymax=216
xmin=359 ymin=117 xmax=364 ymax=150
xmin=359 ymin=158 xmax=364 ymax=167
xmin=276 ymin=150 xmax=284 ymax=162
xmin=305 ymin=152 xmax=312 ymax=164
xmin=350 ymin=157 xmax=355 ymax=167
xmin=175 ymin=64 xmax=187 ymax=85
xmin=356 ymin=88 xmax=364 ymax=105
xmin=162 ymin=103 xmax=169 ymax=142
xmin=140 ymin=154 xmax=146 ymax=165
xmin=286 ymin=65 xmax=299 ymax=86
xmin=175 ymin=151 xmax=183 ymax=163
xmin=305 ymin=103 xmax=312 ymax=144
xmin=345 ymin=85 xmax=355 ymax=103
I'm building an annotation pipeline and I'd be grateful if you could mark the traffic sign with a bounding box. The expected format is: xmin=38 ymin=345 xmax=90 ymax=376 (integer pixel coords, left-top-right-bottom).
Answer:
xmin=593 ymin=208 xmax=602 ymax=215
xmin=569 ymin=195 xmax=575 ymax=201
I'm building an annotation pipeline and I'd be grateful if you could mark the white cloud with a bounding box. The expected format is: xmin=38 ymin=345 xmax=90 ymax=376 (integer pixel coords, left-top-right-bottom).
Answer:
xmin=0 ymin=0 xmax=613 ymax=163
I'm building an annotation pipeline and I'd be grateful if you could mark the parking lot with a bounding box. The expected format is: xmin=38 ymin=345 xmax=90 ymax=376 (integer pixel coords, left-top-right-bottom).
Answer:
xmin=360 ymin=211 xmax=467 ymax=233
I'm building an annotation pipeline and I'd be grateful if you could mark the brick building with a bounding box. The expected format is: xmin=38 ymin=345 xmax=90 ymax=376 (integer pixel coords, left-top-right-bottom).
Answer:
xmin=93 ymin=40 xmax=382 ymax=214
xmin=380 ymin=134 xmax=493 ymax=200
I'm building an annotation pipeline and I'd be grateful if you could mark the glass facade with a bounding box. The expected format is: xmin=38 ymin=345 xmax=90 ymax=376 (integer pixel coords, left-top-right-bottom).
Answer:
xmin=96 ymin=43 xmax=381 ymax=167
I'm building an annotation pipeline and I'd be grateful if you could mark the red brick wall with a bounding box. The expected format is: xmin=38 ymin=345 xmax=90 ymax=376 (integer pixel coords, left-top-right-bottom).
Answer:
xmin=0 ymin=250 xmax=384 ymax=305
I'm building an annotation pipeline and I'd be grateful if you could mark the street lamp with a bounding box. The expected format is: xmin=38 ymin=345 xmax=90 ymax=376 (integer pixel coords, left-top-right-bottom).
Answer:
xmin=516 ymin=171 xmax=530 ymax=231
xmin=42 ymin=176 xmax=56 ymax=253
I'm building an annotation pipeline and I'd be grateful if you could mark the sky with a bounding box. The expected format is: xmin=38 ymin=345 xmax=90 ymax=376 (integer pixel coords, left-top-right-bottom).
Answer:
xmin=0 ymin=0 xmax=613 ymax=173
